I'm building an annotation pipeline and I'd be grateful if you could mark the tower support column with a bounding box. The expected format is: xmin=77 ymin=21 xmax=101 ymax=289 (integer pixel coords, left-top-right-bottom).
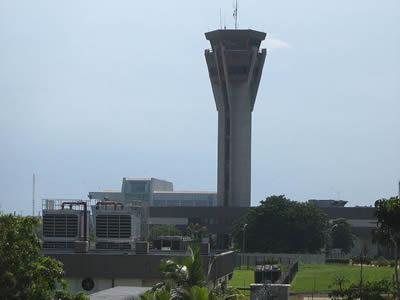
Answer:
xmin=205 ymin=30 xmax=266 ymax=207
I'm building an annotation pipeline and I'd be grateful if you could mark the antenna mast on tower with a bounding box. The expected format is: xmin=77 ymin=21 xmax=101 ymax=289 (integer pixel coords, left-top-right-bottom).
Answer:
xmin=233 ymin=0 xmax=238 ymax=29
xmin=398 ymin=180 xmax=400 ymax=199
xmin=32 ymin=173 xmax=35 ymax=216
xmin=220 ymin=8 xmax=222 ymax=29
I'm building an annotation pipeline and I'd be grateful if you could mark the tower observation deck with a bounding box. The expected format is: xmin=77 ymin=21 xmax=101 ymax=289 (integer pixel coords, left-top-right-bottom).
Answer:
xmin=205 ymin=29 xmax=266 ymax=207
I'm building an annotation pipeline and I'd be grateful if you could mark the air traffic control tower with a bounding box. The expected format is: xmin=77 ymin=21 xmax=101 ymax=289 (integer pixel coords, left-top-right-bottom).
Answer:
xmin=205 ymin=29 xmax=266 ymax=207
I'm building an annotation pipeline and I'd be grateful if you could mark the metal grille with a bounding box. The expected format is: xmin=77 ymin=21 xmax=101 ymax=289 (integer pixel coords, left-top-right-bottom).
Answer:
xmin=43 ymin=241 xmax=74 ymax=249
xmin=43 ymin=214 xmax=78 ymax=237
xmin=96 ymin=215 xmax=131 ymax=238
xmin=95 ymin=242 xmax=131 ymax=250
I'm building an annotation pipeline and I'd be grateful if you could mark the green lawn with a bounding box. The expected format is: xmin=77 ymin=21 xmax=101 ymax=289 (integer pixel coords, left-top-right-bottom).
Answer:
xmin=291 ymin=264 xmax=393 ymax=293
xmin=229 ymin=268 xmax=254 ymax=288
xmin=229 ymin=264 xmax=394 ymax=293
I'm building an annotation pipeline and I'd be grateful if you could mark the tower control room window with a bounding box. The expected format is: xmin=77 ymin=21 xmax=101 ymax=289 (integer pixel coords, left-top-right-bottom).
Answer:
xmin=128 ymin=182 xmax=146 ymax=193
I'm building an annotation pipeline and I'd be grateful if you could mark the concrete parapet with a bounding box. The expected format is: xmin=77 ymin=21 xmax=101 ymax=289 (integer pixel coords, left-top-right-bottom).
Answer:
xmin=250 ymin=283 xmax=290 ymax=300
xmin=135 ymin=241 xmax=149 ymax=254
xmin=74 ymin=241 xmax=89 ymax=253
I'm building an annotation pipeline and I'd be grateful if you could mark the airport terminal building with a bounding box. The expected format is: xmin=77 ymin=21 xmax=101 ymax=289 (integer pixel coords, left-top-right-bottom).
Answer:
xmin=87 ymin=177 xmax=379 ymax=255
xmin=88 ymin=177 xmax=217 ymax=208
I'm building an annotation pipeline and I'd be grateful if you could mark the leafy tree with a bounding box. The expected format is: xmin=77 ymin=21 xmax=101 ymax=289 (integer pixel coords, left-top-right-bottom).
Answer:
xmin=186 ymin=223 xmax=208 ymax=242
xmin=0 ymin=214 xmax=88 ymax=300
xmin=330 ymin=218 xmax=354 ymax=254
xmin=374 ymin=196 xmax=400 ymax=297
xmin=149 ymin=225 xmax=181 ymax=240
xmin=233 ymin=195 xmax=329 ymax=253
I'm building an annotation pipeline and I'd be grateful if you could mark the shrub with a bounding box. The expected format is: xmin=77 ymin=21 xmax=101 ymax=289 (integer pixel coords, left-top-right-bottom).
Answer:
xmin=350 ymin=256 xmax=359 ymax=264
xmin=326 ymin=258 xmax=350 ymax=264
xmin=389 ymin=260 xmax=397 ymax=268
xmin=374 ymin=256 xmax=390 ymax=267
xmin=351 ymin=256 xmax=372 ymax=265
xmin=263 ymin=257 xmax=279 ymax=265
xmin=330 ymin=279 xmax=393 ymax=300
xmin=363 ymin=256 xmax=373 ymax=265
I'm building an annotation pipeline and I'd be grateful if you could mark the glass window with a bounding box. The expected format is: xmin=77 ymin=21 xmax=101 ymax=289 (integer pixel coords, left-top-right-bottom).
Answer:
xmin=128 ymin=182 xmax=146 ymax=193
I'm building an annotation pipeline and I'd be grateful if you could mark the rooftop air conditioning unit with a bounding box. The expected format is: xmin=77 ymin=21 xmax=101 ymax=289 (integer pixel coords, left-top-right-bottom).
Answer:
xmin=92 ymin=201 xmax=142 ymax=250
xmin=42 ymin=199 xmax=89 ymax=250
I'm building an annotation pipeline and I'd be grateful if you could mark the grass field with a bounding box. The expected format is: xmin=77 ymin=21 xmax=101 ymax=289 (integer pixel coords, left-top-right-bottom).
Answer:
xmin=291 ymin=264 xmax=393 ymax=293
xmin=229 ymin=264 xmax=394 ymax=293
xmin=229 ymin=268 xmax=254 ymax=288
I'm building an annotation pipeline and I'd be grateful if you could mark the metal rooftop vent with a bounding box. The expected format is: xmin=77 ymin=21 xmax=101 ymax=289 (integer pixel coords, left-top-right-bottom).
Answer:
xmin=41 ymin=199 xmax=90 ymax=250
xmin=96 ymin=214 xmax=131 ymax=239
xmin=43 ymin=214 xmax=78 ymax=238
xmin=92 ymin=201 xmax=142 ymax=250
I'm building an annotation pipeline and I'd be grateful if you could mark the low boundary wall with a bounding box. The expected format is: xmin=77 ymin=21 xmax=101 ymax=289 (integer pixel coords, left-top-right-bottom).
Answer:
xmin=236 ymin=253 xmax=325 ymax=266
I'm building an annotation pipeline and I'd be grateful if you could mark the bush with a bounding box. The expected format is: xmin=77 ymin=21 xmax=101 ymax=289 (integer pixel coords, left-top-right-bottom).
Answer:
xmin=389 ymin=260 xmax=397 ymax=268
xmin=257 ymin=257 xmax=279 ymax=265
xmin=326 ymin=258 xmax=350 ymax=264
xmin=351 ymin=256 xmax=372 ymax=265
xmin=373 ymin=256 xmax=390 ymax=267
xmin=330 ymin=279 xmax=393 ymax=300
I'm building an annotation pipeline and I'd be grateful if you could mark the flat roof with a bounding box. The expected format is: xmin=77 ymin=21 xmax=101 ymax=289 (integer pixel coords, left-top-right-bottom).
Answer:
xmin=153 ymin=191 xmax=216 ymax=195
xmin=90 ymin=286 xmax=151 ymax=300
xmin=123 ymin=177 xmax=171 ymax=182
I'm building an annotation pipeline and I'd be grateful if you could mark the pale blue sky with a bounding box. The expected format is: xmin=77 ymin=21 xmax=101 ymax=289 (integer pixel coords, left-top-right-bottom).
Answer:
xmin=1 ymin=0 xmax=399 ymax=214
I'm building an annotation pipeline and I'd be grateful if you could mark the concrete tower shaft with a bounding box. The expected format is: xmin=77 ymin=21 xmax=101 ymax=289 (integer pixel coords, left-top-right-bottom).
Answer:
xmin=205 ymin=29 xmax=266 ymax=207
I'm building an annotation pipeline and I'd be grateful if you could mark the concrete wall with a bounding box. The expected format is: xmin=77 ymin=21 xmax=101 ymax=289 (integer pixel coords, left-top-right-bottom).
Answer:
xmin=250 ymin=283 xmax=290 ymax=300
xmin=148 ymin=217 xmax=188 ymax=225
xmin=47 ymin=250 xmax=235 ymax=294
xmin=66 ymin=277 xmax=143 ymax=294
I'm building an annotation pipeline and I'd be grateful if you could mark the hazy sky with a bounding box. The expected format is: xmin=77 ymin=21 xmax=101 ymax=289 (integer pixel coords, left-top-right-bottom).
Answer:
xmin=1 ymin=0 xmax=399 ymax=214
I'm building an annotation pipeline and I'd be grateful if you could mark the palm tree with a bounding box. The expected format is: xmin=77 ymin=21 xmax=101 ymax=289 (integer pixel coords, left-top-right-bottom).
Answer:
xmin=141 ymin=246 xmax=244 ymax=300
xmin=160 ymin=246 xmax=205 ymax=288
xmin=140 ymin=288 xmax=171 ymax=300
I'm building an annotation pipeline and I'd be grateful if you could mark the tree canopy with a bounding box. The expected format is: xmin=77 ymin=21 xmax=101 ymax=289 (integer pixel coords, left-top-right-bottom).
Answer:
xmin=330 ymin=218 xmax=354 ymax=254
xmin=186 ymin=223 xmax=208 ymax=242
xmin=374 ymin=196 xmax=400 ymax=297
xmin=149 ymin=225 xmax=181 ymax=240
xmin=0 ymin=214 xmax=87 ymax=300
xmin=233 ymin=195 xmax=329 ymax=253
